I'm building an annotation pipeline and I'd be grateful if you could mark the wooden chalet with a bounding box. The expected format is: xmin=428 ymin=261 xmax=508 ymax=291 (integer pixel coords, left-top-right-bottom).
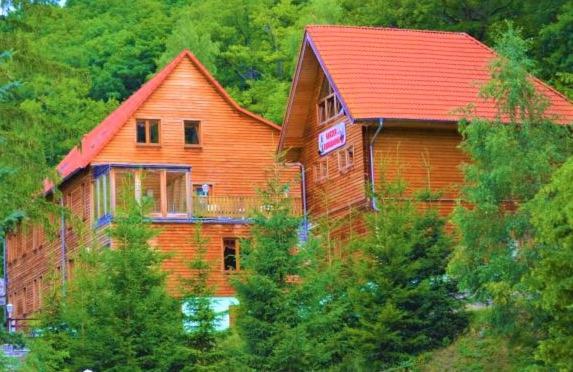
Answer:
xmin=279 ymin=25 xmax=573 ymax=235
xmin=4 ymin=50 xmax=300 ymax=330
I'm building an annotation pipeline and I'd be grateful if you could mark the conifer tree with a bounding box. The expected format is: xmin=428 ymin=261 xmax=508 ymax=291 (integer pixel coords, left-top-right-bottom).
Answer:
xmin=339 ymin=181 xmax=467 ymax=369
xmin=231 ymin=167 xmax=309 ymax=371
xmin=26 ymin=196 xmax=184 ymax=371
xmin=173 ymin=223 xmax=225 ymax=371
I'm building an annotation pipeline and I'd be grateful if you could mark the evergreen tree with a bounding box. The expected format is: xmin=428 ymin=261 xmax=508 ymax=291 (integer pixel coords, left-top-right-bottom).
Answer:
xmin=340 ymin=182 xmax=467 ymax=369
xmin=26 ymin=196 xmax=184 ymax=371
xmin=173 ymin=223 xmax=225 ymax=371
xmin=231 ymin=168 xmax=310 ymax=370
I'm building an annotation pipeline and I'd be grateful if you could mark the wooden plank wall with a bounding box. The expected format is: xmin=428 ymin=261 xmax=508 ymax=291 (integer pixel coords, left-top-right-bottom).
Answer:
xmin=299 ymin=69 xmax=368 ymax=219
xmin=6 ymin=55 xmax=302 ymax=322
xmin=6 ymin=169 xmax=93 ymax=320
xmin=155 ymin=223 xmax=251 ymax=297
xmin=372 ymin=121 xmax=468 ymax=216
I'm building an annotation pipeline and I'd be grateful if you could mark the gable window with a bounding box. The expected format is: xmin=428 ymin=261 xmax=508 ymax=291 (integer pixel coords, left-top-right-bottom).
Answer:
xmin=136 ymin=119 xmax=160 ymax=145
xmin=314 ymin=159 xmax=328 ymax=183
xmin=317 ymin=78 xmax=343 ymax=125
xmin=223 ymin=238 xmax=238 ymax=272
xmin=338 ymin=146 xmax=355 ymax=173
xmin=184 ymin=121 xmax=201 ymax=146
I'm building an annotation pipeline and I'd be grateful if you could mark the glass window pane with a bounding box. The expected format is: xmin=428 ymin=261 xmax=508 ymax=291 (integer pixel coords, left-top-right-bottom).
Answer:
xmin=141 ymin=170 xmax=161 ymax=214
xmin=184 ymin=121 xmax=200 ymax=145
xmin=149 ymin=120 xmax=160 ymax=143
xmin=97 ymin=177 xmax=104 ymax=219
xmin=115 ymin=170 xmax=135 ymax=212
xmin=223 ymin=239 xmax=237 ymax=271
xmin=166 ymin=172 xmax=187 ymax=214
xmin=136 ymin=120 xmax=146 ymax=143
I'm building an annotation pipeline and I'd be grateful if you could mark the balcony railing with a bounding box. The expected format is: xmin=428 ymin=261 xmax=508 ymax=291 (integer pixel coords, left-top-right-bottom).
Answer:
xmin=192 ymin=195 xmax=302 ymax=219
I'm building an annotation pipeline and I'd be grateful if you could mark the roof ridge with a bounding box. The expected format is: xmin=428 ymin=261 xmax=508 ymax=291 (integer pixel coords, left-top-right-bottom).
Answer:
xmin=305 ymin=24 xmax=468 ymax=36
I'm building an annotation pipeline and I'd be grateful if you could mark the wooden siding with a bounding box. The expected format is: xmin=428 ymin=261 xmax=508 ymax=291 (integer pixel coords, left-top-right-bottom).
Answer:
xmin=6 ymin=169 xmax=93 ymax=320
xmin=371 ymin=121 xmax=468 ymax=216
xmin=298 ymin=70 xmax=368 ymax=219
xmin=156 ymin=223 xmax=251 ymax=297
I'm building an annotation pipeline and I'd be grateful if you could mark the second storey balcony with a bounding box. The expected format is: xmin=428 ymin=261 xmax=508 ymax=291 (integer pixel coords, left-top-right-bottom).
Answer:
xmin=91 ymin=164 xmax=301 ymax=226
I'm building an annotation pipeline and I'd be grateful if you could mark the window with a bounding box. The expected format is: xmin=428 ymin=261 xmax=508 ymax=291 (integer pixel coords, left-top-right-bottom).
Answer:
xmin=314 ymin=159 xmax=328 ymax=183
xmin=166 ymin=171 xmax=187 ymax=215
xmin=135 ymin=119 xmax=160 ymax=145
xmin=338 ymin=146 xmax=355 ymax=173
xmin=317 ymin=79 xmax=343 ymax=125
xmin=141 ymin=170 xmax=162 ymax=214
xmin=223 ymin=238 xmax=238 ymax=272
xmin=93 ymin=172 xmax=111 ymax=224
xmin=184 ymin=121 xmax=201 ymax=146
xmin=112 ymin=168 xmax=190 ymax=217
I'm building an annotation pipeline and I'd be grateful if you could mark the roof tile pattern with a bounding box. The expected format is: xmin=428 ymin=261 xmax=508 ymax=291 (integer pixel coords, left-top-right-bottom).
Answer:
xmin=306 ymin=25 xmax=573 ymax=123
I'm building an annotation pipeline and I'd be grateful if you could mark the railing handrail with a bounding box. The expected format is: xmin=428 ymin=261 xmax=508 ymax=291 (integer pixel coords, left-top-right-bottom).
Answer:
xmin=191 ymin=195 xmax=302 ymax=219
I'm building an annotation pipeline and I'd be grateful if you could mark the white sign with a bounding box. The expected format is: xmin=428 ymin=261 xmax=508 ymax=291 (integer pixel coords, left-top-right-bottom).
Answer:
xmin=318 ymin=122 xmax=346 ymax=156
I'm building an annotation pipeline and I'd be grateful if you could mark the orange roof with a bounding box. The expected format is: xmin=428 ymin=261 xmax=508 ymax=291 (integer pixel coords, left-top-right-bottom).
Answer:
xmin=46 ymin=50 xmax=279 ymax=193
xmin=303 ymin=25 xmax=573 ymax=123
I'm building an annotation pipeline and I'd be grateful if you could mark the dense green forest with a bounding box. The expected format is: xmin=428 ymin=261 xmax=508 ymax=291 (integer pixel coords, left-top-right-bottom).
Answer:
xmin=1 ymin=0 xmax=573 ymax=370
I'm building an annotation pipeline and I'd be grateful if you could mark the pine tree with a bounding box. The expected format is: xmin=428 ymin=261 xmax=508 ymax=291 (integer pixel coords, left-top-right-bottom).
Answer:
xmin=340 ymin=181 xmax=467 ymax=369
xmin=173 ymin=223 xmax=225 ymax=371
xmin=26 ymin=196 xmax=184 ymax=371
xmin=231 ymin=168 xmax=309 ymax=371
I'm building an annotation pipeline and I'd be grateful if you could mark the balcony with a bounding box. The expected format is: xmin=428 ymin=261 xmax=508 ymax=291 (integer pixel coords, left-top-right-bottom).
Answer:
xmin=192 ymin=195 xmax=302 ymax=220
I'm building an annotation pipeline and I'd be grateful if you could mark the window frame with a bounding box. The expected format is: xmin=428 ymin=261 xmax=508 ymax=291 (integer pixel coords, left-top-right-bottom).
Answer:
xmin=183 ymin=120 xmax=202 ymax=148
xmin=110 ymin=167 xmax=192 ymax=219
xmin=222 ymin=237 xmax=239 ymax=273
xmin=135 ymin=118 xmax=161 ymax=146
xmin=337 ymin=145 xmax=355 ymax=173
xmin=316 ymin=77 xmax=344 ymax=125
xmin=314 ymin=158 xmax=329 ymax=183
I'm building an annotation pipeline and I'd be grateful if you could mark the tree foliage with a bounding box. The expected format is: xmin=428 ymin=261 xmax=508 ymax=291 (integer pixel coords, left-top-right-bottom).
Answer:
xmin=449 ymin=24 xmax=573 ymax=343
xmin=527 ymin=157 xmax=573 ymax=369
xmin=25 ymin=198 xmax=184 ymax=371
xmin=337 ymin=183 xmax=467 ymax=369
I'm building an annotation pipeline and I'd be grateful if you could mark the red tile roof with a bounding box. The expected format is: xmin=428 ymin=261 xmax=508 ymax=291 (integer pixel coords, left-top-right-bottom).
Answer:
xmin=46 ymin=50 xmax=279 ymax=193
xmin=305 ymin=25 xmax=573 ymax=123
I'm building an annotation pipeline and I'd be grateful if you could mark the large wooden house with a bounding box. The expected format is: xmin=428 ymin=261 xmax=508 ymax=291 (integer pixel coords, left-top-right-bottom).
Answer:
xmin=4 ymin=50 xmax=300 ymax=330
xmin=279 ymin=25 xmax=573 ymax=239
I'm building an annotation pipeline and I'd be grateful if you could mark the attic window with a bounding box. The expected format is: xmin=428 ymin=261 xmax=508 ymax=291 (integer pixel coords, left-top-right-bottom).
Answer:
xmin=136 ymin=119 xmax=160 ymax=145
xmin=317 ymin=79 xmax=343 ymax=125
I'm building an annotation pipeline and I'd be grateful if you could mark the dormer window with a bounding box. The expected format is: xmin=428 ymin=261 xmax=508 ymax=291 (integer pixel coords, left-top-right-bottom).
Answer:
xmin=136 ymin=119 xmax=160 ymax=145
xmin=317 ymin=79 xmax=343 ymax=125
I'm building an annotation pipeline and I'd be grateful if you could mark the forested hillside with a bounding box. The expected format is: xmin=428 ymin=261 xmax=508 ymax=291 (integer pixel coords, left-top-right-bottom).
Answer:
xmin=1 ymin=0 xmax=572 ymax=166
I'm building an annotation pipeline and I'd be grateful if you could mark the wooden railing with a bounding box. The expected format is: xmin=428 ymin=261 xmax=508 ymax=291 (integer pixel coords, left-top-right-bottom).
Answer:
xmin=192 ymin=195 xmax=302 ymax=219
